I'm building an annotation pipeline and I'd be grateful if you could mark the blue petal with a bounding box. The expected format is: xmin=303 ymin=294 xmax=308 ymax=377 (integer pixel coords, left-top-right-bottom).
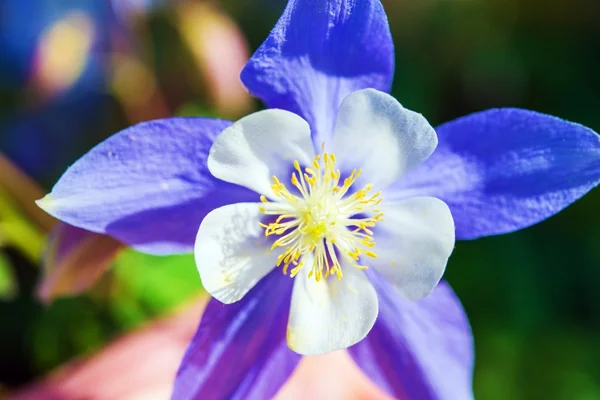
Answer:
xmin=392 ymin=108 xmax=600 ymax=239
xmin=172 ymin=270 xmax=300 ymax=400
xmin=38 ymin=118 xmax=256 ymax=255
xmin=349 ymin=272 xmax=474 ymax=400
xmin=241 ymin=0 xmax=394 ymax=147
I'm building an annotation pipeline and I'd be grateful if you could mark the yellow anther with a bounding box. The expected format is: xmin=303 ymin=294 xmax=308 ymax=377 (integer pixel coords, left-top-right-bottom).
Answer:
xmin=290 ymin=262 xmax=304 ymax=278
xmin=291 ymin=173 xmax=300 ymax=187
xmin=258 ymin=149 xmax=383 ymax=282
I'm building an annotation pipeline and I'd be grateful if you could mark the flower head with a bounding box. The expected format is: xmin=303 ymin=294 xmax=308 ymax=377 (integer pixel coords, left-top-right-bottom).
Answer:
xmin=193 ymin=88 xmax=454 ymax=355
xmin=37 ymin=0 xmax=600 ymax=398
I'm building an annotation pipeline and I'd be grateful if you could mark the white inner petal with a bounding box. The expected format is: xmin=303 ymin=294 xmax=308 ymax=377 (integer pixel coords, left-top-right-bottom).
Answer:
xmin=208 ymin=109 xmax=316 ymax=197
xmin=329 ymin=88 xmax=438 ymax=191
xmin=195 ymin=202 xmax=279 ymax=304
xmin=286 ymin=255 xmax=378 ymax=356
xmin=369 ymin=197 xmax=455 ymax=301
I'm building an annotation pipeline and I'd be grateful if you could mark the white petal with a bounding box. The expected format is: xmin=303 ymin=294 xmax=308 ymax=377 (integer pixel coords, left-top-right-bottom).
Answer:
xmin=330 ymin=89 xmax=438 ymax=190
xmin=208 ymin=109 xmax=316 ymax=197
xmin=195 ymin=202 xmax=278 ymax=304
xmin=370 ymin=197 xmax=455 ymax=301
xmin=286 ymin=257 xmax=378 ymax=356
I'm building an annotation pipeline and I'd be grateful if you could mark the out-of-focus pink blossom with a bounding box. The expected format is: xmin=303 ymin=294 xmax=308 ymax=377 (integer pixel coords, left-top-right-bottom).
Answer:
xmin=10 ymin=297 xmax=390 ymax=400
xmin=10 ymin=300 xmax=206 ymax=400
xmin=276 ymin=351 xmax=393 ymax=400
xmin=176 ymin=1 xmax=253 ymax=119
xmin=37 ymin=223 xmax=123 ymax=304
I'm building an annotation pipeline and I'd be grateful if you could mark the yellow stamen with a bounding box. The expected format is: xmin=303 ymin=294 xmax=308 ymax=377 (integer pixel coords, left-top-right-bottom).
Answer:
xmin=258 ymin=150 xmax=383 ymax=281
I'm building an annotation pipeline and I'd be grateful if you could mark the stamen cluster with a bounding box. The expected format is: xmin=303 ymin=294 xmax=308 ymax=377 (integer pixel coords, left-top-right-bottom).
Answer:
xmin=259 ymin=151 xmax=383 ymax=281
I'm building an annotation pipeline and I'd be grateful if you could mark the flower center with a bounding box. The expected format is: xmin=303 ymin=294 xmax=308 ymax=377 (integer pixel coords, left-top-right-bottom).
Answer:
xmin=259 ymin=151 xmax=383 ymax=282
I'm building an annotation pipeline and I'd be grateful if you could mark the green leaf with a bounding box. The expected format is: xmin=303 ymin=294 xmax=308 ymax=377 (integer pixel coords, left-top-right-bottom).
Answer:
xmin=0 ymin=253 xmax=18 ymax=301
xmin=174 ymin=102 xmax=216 ymax=118
xmin=108 ymin=249 xmax=203 ymax=327
xmin=0 ymin=189 xmax=46 ymax=262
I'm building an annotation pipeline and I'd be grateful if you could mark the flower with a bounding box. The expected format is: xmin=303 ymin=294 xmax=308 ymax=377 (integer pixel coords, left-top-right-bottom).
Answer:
xmin=0 ymin=0 xmax=109 ymax=180
xmin=195 ymin=88 xmax=455 ymax=358
xmin=37 ymin=0 xmax=600 ymax=399
xmin=0 ymin=0 xmax=106 ymax=94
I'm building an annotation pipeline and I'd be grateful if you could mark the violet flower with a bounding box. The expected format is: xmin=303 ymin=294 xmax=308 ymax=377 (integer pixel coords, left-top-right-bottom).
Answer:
xmin=37 ymin=0 xmax=600 ymax=399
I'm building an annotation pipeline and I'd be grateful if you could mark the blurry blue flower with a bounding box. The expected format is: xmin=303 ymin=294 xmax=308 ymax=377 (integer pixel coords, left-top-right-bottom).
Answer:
xmin=0 ymin=0 xmax=108 ymax=94
xmin=1 ymin=100 xmax=109 ymax=183
xmin=37 ymin=0 xmax=600 ymax=399
xmin=0 ymin=0 xmax=111 ymax=181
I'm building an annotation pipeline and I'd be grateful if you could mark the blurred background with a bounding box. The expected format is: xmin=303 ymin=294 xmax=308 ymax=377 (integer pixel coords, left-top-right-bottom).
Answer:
xmin=0 ymin=0 xmax=599 ymax=399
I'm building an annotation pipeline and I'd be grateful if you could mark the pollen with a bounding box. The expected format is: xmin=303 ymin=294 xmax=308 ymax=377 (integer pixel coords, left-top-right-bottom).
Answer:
xmin=259 ymin=150 xmax=383 ymax=282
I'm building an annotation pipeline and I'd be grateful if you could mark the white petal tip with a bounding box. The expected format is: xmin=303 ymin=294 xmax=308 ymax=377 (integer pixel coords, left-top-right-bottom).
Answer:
xmin=286 ymin=325 xmax=373 ymax=356
xmin=35 ymin=195 xmax=53 ymax=212
xmin=400 ymin=277 xmax=445 ymax=302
